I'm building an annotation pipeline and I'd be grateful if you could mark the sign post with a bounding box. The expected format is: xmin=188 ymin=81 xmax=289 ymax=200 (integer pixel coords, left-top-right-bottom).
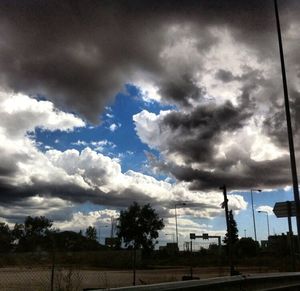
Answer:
xmin=273 ymin=201 xmax=296 ymax=270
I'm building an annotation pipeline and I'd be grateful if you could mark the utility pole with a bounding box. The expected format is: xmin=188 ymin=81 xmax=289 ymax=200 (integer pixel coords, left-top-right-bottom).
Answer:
xmin=174 ymin=202 xmax=187 ymax=248
xmin=250 ymin=189 xmax=261 ymax=241
xmin=274 ymin=0 xmax=300 ymax=247
xmin=220 ymin=185 xmax=235 ymax=275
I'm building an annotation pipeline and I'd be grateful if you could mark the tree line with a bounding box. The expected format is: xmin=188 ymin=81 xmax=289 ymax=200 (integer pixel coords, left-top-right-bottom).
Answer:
xmin=0 ymin=216 xmax=102 ymax=252
xmin=0 ymin=202 xmax=165 ymax=253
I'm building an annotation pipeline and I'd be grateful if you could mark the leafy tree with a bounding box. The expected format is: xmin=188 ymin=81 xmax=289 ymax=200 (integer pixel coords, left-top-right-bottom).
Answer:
xmin=85 ymin=226 xmax=97 ymax=241
xmin=18 ymin=216 xmax=54 ymax=251
xmin=223 ymin=210 xmax=239 ymax=245
xmin=117 ymin=202 xmax=164 ymax=286
xmin=53 ymin=230 xmax=102 ymax=251
xmin=116 ymin=202 xmax=164 ymax=252
xmin=0 ymin=222 xmax=13 ymax=252
xmin=24 ymin=216 xmax=53 ymax=237
xmin=236 ymin=237 xmax=259 ymax=257
xmin=12 ymin=223 xmax=25 ymax=241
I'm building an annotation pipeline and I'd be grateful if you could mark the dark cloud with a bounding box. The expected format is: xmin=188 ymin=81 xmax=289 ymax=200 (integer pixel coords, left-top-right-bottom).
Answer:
xmin=215 ymin=70 xmax=235 ymax=83
xmin=153 ymin=155 xmax=291 ymax=191
xmin=161 ymin=100 xmax=253 ymax=164
xmin=1 ymin=0 xmax=300 ymax=215
xmin=158 ymin=74 xmax=206 ymax=107
xmin=142 ymin=93 xmax=298 ymax=190
xmin=263 ymin=90 xmax=300 ymax=151
xmin=0 ymin=0 xmax=297 ymax=121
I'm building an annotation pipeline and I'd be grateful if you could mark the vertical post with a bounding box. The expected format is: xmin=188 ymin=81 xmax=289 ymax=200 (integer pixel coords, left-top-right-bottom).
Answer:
xmin=132 ymin=247 xmax=136 ymax=286
xmin=175 ymin=205 xmax=178 ymax=247
xmin=251 ymin=190 xmax=258 ymax=241
xmin=287 ymin=202 xmax=296 ymax=270
xmin=50 ymin=235 xmax=55 ymax=291
xmin=274 ymin=0 xmax=300 ymax=247
xmin=266 ymin=213 xmax=270 ymax=238
xmin=220 ymin=185 xmax=235 ymax=275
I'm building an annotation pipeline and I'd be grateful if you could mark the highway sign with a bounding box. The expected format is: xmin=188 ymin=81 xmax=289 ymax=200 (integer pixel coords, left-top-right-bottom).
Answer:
xmin=203 ymin=233 xmax=209 ymax=240
xmin=273 ymin=201 xmax=296 ymax=218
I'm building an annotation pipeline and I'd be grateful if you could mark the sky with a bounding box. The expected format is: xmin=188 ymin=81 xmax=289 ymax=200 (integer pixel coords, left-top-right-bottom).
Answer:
xmin=0 ymin=0 xmax=300 ymax=248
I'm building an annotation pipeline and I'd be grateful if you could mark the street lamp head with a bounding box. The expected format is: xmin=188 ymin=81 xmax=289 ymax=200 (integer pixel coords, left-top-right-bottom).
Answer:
xmin=258 ymin=210 xmax=268 ymax=214
xmin=251 ymin=188 xmax=262 ymax=192
xmin=175 ymin=201 xmax=188 ymax=207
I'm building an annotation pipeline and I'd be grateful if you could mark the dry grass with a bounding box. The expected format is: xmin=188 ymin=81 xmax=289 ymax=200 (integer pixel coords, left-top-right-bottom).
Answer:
xmin=0 ymin=266 xmax=280 ymax=290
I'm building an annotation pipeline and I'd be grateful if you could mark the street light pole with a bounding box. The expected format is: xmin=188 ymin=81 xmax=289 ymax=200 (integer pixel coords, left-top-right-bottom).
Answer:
xmin=220 ymin=185 xmax=235 ymax=276
xmin=250 ymin=189 xmax=261 ymax=241
xmin=174 ymin=202 xmax=186 ymax=247
xmin=258 ymin=211 xmax=270 ymax=238
xmin=274 ymin=0 xmax=300 ymax=247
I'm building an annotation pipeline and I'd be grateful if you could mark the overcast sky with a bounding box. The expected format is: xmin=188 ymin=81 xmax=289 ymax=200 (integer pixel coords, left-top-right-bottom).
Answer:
xmin=0 ymin=0 xmax=299 ymax=245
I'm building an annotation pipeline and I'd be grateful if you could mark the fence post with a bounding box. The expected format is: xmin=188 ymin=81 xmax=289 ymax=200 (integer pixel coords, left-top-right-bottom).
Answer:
xmin=50 ymin=235 xmax=55 ymax=291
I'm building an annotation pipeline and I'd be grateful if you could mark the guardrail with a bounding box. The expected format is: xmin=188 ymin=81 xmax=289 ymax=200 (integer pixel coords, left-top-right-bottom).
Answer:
xmin=98 ymin=272 xmax=300 ymax=291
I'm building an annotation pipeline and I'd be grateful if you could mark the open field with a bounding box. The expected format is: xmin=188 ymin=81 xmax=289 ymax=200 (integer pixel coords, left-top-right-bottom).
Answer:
xmin=0 ymin=266 xmax=280 ymax=291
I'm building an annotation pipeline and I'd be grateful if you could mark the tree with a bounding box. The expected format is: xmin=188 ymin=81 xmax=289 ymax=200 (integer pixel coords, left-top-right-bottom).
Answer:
xmin=12 ymin=223 xmax=25 ymax=241
xmin=24 ymin=216 xmax=53 ymax=237
xmin=18 ymin=216 xmax=54 ymax=251
xmin=0 ymin=222 xmax=13 ymax=252
xmin=116 ymin=202 xmax=164 ymax=252
xmin=236 ymin=237 xmax=259 ymax=257
xmin=85 ymin=226 xmax=97 ymax=241
xmin=53 ymin=230 xmax=102 ymax=251
xmin=223 ymin=210 xmax=239 ymax=245
xmin=117 ymin=202 xmax=164 ymax=286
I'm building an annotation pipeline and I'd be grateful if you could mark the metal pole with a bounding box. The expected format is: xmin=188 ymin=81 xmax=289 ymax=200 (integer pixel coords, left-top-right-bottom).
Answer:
xmin=266 ymin=213 xmax=270 ymax=238
xmin=287 ymin=201 xmax=296 ymax=270
xmin=251 ymin=189 xmax=257 ymax=241
xmin=274 ymin=0 xmax=300 ymax=246
xmin=132 ymin=248 xmax=136 ymax=286
xmin=175 ymin=204 xmax=178 ymax=246
xmin=258 ymin=211 xmax=270 ymax=238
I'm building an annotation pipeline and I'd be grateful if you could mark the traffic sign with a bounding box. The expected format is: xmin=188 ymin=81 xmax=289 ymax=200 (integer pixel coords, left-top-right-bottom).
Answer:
xmin=203 ymin=233 xmax=209 ymax=240
xmin=273 ymin=201 xmax=296 ymax=218
xmin=190 ymin=233 xmax=196 ymax=240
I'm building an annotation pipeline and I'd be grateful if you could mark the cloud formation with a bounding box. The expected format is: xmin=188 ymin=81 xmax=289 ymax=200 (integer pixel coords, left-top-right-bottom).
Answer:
xmin=0 ymin=0 xmax=298 ymax=121
xmin=134 ymin=104 xmax=292 ymax=190
xmin=1 ymin=1 xmax=300 ymax=226
xmin=0 ymin=91 xmax=246 ymax=222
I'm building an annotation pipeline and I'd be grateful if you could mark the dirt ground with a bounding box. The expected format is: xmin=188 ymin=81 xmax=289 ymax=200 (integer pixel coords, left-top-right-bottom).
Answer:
xmin=0 ymin=266 xmax=279 ymax=290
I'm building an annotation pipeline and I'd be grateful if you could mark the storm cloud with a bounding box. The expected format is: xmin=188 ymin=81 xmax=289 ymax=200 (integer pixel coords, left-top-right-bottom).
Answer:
xmin=1 ymin=0 xmax=300 ymax=225
xmin=0 ymin=0 xmax=298 ymax=121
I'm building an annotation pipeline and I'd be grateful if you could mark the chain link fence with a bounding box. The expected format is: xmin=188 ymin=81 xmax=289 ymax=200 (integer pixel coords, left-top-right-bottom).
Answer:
xmin=0 ymin=265 xmax=228 ymax=291
xmin=0 ymin=250 xmax=278 ymax=290
xmin=0 ymin=251 xmax=138 ymax=290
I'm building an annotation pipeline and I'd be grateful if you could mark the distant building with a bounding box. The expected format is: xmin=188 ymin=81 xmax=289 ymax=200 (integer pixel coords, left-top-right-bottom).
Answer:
xmin=262 ymin=233 xmax=298 ymax=254
xmin=159 ymin=242 xmax=179 ymax=254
